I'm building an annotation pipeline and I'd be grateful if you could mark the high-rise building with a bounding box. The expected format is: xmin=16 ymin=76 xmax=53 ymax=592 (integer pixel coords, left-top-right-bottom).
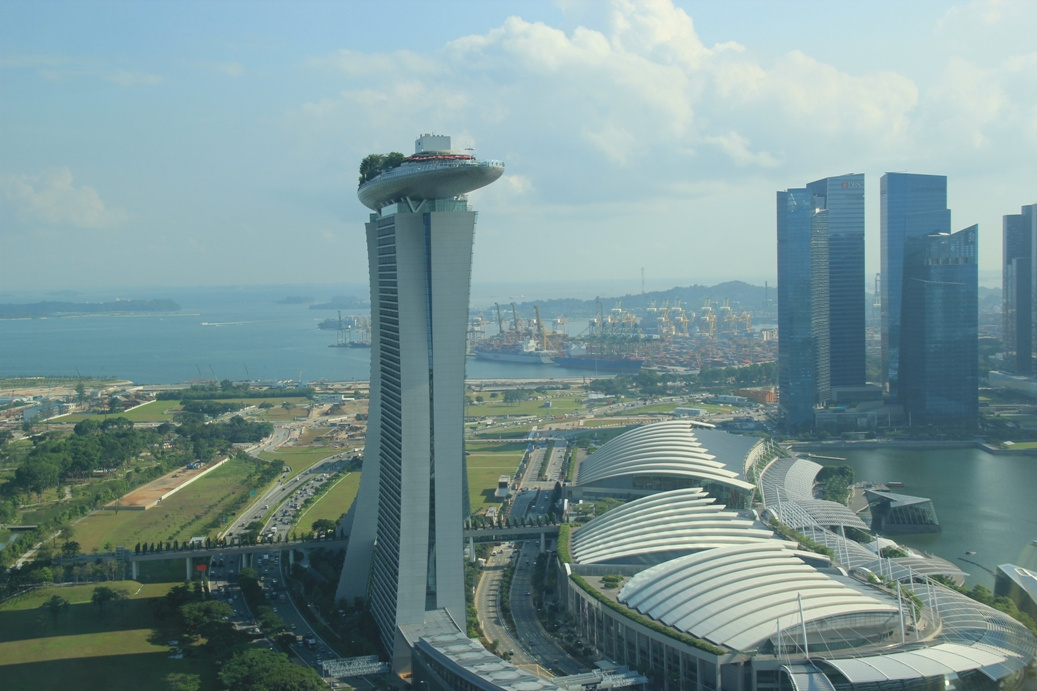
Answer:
xmin=1003 ymin=204 xmax=1037 ymax=375
xmin=880 ymin=173 xmax=951 ymax=399
xmin=898 ymin=225 xmax=978 ymax=426
xmin=336 ymin=134 xmax=503 ymax=667
xmin=777 ymin=188 xmax=819 ymax=431
xmin=805 ymin=174 xmax=865 ymax=388
xmin=776 ymin=174 xmax=863 ymax=432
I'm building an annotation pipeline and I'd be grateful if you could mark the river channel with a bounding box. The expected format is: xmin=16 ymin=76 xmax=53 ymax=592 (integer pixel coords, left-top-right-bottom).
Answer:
xmin=809 ymin=445 xmax=1037 ymax=588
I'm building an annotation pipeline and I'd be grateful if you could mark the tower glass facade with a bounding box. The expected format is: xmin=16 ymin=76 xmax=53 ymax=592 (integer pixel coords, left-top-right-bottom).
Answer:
xmin=1003 ymin=204 xmax=1037 ymax=375
xmin=880 ymin=173 xmax=950 ymax=399
xmin=777 ymin=188 xmax=817 ymax=431
xmin=899 ymin=226 xmax=978 ymax=427
xmin=806 ymin=174 xmax=865 ymax=388
xmin=777 ymin=174 xmax=863 ymax=432
xmin=338 ymin=135 xmax=501 ymax=669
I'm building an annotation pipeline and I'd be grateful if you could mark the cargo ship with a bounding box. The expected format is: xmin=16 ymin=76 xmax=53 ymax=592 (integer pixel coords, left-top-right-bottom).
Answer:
xmin=473 ymin=338 xmax=557 ymax=365
xmin=553 ymin=344 xmax=644 ymax=373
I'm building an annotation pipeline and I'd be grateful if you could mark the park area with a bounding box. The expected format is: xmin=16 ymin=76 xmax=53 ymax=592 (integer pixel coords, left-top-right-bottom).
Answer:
xmin=0 ymin=582 xmax=217 ymax=691
xmin=73 ymin=456 xmax=264 ymax=552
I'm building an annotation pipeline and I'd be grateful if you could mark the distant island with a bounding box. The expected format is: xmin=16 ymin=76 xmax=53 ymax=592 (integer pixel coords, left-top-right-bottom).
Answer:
xmin=309 ymin=295 xmax=368 ymax=310
xmin=0 ymin=299 xmax=181 ymax=319
xmin=275 ymin=295 xmax=314 ymax=305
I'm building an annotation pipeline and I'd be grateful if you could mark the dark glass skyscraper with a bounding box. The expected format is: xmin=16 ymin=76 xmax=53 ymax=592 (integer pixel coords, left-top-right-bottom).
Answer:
xmin=880 ymin=173 xmax=950 ymax=399
xmin=777 ymin=187 xmax=818 ymax=431
xmin=806 ymin=174 xmax=865 ymax=388
xmin=777 ymin=174 xmax=863 ymax=432
xmin=1003 ymin=204 xmax=1037 ymax=375
xmin=899 ymin=226 xmax=978 ymax=426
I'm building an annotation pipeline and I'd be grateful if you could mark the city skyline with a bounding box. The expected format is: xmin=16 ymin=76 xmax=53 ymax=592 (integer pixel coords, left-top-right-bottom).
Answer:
xmin=2 ymin=0 xmax=1036 ymax=292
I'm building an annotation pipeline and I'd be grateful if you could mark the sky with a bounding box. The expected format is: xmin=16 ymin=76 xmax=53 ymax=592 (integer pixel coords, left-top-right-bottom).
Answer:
xmin=1 ymin=0 xmax=1035 ymax=295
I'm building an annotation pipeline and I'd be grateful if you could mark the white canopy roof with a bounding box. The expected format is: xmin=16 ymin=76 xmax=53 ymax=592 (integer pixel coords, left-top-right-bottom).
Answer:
xmin=619 ymin=542 xmax=898 ymax=651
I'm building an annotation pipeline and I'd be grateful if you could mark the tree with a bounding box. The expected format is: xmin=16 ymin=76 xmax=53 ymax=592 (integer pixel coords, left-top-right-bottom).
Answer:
xmin=42 ymin=594 xmax=70 ymax=627
xmin=91 ymin=585 xmax=127 ymax=614
xmin=220 ymin=648 xmax=325 ymax=691
xmin=311 ymin=518 xmax=337 ymax=537
xmin=75 ymin=381 xmax=86 ymax=403
xmin=180 ymin=600 xmax=234 ymax=640
xmin=61 ymin=540 xmax=81 ymax=558
xmin=108 ymin=396 xmax=121 ymax=414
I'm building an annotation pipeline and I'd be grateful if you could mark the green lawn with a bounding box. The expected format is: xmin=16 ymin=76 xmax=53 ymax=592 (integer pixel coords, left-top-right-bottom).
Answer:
xmin=290 ymin=472 xmax=362 ymax=533
xmin=259 ymin=447 xmax=335 ymax=481
xmin=466 ymin=441 xmax=528 ymax=515
xmin=51 ymin=400 xmax=181 ymax=424
xmin=0 ymin=582 xmax=217 ymax=691
xmin=73 ymin=457 xmax=260 ymax=552
xmin=466 ymin=393 xmax=588 ymax=419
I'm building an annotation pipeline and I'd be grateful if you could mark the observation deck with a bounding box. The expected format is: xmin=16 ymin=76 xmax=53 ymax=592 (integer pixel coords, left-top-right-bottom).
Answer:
xmin=357 ymin=152 xmax=504 ymax=211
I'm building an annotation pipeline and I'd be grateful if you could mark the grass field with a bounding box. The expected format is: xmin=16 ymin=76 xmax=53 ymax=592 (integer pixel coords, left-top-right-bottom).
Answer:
xmin=51 ymin=400 xmax=181 ymax=424
xmin=290 ymin=472 xmax=362 ymax=533
xmin=466 ymin=393 xmax=588 ymax=419
xmin=73 ymin=457 xmax=260 ymax=552
xmin=0 ymin=581 xmax=217 ymax=691
xmin=465 ymin=441 xmax=528 ymax=515
xmin=259 ymin=447 xmax=335 ymax=481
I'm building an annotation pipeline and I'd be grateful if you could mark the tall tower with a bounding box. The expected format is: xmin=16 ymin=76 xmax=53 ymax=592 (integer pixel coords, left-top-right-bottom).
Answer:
xmin=337 ymin=134 xmax=503 ymax=667
xmin=805 ymin=174 xmax=865 ymax=389
xmin=899 ymin=225 xmax=978 ymax=426
xmin=1003 ymin=204 xmax=1037 ymax=375
xmin=776 ymin=174 xmax=863 ymax=432
xmin=880 ymin=173 xmax=950 ymax=399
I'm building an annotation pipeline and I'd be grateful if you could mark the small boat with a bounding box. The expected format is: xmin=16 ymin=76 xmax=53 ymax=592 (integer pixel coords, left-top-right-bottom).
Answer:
xmin=965 ymin=550 xmax=977 ymax=555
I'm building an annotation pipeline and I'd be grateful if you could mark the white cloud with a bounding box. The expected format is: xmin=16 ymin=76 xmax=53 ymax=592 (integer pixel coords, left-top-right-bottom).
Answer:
xmin=1 ymin=168 xmax=128 ymax=229
xmin=104 ymin=70 xmax=164 ymax=87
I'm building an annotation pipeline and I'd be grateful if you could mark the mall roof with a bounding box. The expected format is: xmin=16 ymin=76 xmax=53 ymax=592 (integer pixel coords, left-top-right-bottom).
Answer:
xmin=618 ymin=542 xmax=898 ymax=652
xmin=818 ymin=642 xmax=1017 ymax=684
xmin=571 ymin=488 xmax=780 ymax=565
xmin=576 ymin=420 xmax=754 ymax=492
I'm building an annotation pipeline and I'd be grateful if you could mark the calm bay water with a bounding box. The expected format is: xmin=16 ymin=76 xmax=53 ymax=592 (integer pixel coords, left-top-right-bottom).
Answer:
xmin=818 ymin=446 xmax=1037 ymax=587
xmin=0 ymin=285 xmax=594 ymax=385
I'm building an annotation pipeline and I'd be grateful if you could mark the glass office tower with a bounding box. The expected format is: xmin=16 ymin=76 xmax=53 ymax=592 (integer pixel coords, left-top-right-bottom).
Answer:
xmin=806 ymin=174 xmax=865 ymax=388
xmin=1003 ymin=204 xmax=1037 ymax=375
xmin=880 ymin=173 xmax=950 ymax=400
xmin=777 ymin=188 xmax=828 ymax=431
xmin=899 ymin=226 xmax=978 ymax=426
xmin=777 ymin=174 xmax=863 ymax=432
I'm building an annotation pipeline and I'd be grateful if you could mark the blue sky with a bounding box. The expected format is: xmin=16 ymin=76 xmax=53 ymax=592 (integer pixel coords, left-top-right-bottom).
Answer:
xmin=2 ymin=0 xmax=1034 ymax=293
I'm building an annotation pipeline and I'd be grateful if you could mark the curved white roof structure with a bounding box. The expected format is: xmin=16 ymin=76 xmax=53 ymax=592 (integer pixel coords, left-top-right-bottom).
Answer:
xmin=576 ymin=420 xmax=754 ymax=493
xmin=618 ymin=542 xmax=898 ymax=652
xmin=571 ymin=488 xmax=779 ymax=565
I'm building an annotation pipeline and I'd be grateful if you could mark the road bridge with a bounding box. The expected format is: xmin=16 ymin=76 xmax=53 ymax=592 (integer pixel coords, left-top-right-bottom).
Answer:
xmin=56 ymin=538 xmax=349 ymax=580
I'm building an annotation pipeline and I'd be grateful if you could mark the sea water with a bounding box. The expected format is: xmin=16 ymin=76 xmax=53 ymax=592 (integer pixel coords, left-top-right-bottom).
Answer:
xmin=0 ymin=284 xmax=592 ymax=385
xmin=820 ymin=446 xmax=1037 ymax=588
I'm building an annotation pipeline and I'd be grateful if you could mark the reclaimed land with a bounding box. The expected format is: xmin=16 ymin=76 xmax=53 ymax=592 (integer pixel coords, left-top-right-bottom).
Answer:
xmin=73 ymin=456 xmax=264 ymax=552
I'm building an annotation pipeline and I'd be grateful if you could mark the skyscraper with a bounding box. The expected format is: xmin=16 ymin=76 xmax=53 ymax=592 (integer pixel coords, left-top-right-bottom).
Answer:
xmin=776 ymin=174 xmax=863 ymax=432
xmin=898 ymin=225 xmax=978 ymax=426
xmin=336 ymin=134 xmax=503 ymax=667
xmin=805 ymin=174 xmax=865 ymax=388
xmin=880 ymin=173 xmax=951 ymax=399
xmin=1003 ymin=204 xmax=1037 ymax=375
